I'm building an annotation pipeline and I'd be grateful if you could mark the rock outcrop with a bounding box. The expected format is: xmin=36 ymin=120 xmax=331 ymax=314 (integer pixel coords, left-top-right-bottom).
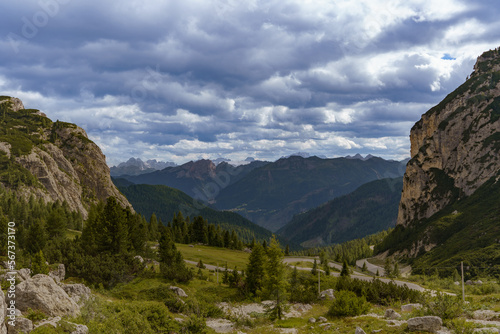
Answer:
xmin=14 ymin=274 xmax=80 ymax=317
xmin=397 ymin=48 xmax=500 ymax=243
xmin=49 ymin=264 xmax=65 ymax=284
xmin=0 ymin=289 xmax=7 ymax=334
xmin=407 ymin=316 xmax=442 ymax=332
xmin=0 ymin=96 xmax=132 ymax=218
xmin=61 ymin=283 xmax=92 ymax=304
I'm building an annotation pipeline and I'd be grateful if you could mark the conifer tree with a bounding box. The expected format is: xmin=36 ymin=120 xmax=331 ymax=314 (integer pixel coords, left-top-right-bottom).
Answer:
xmin=32 ymin=250 xmax=49 ymax=275
xmin=158 ymin=228 xmax=192 ymax=282
xmin=230 ymin=266 xmax=240 ymax=288
xmin=46 ymin=205 xmax=66 ymax=239
xmin=26 ymin=218 xmax=47 ymax=254
xmin=311 ymin=259 xmax=318 ymax=275
xmin=149 ymin=213 xmax=159 ymax=241
xmin=223 ymin=263 xmax=229 ymax=284
xmin=262 ymin=235 xmax=288 ymax=320
xmin=285 ymin=244 xmax=290 ymax=256
xmin=340 ymin=260 xmax=350 ymax=277
xmin=245 ymin=243 xmax=266 ymax=295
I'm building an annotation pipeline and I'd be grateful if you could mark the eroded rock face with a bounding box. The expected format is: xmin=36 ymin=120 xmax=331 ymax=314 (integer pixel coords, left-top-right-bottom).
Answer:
xmin=14 ymin=274 xmax=80 ymax=317
xmin=1 ymin=97 xmax=132 ymax=218
xmin=49 ymin=264 xmax=65 ymax=284
xmin=397 ymin=49 xmax=500 ymax=242
xmin=61 ymin=283 xmax=91 ymax=304
xmin=0 ymin=289 xmax=7 ymax=334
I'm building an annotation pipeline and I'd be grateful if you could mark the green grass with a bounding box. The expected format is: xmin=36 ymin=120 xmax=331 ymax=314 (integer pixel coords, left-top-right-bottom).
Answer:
xmin=65 ymin=229 xmax=82 ymax=240
xmin=176 ymin=243 xmax=250 ymax=269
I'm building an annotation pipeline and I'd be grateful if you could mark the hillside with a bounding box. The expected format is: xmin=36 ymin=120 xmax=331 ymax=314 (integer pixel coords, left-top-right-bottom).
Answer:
xmin=378 ymin=47 xmax=500 ymax=272
xmin=0 ymin=96 xmax=131 ymax=217
xmin=215 ymin=156 xmax=406 ymax=231
xmin=122 ymin=159 xmax=269 ymax=200
xmin=116 ymin=181 xmax=275 ymax=243
xmin=278 ymin=177 xmax=403 ymax=248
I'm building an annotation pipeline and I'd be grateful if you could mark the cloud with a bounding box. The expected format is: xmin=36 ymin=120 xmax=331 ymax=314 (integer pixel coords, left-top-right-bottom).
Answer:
xmin=1 ymin=0 xmax=500 ymax=165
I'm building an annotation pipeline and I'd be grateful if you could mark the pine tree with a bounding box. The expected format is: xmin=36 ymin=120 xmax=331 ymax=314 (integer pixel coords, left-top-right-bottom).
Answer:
xmin=158 ymin=228 xmax=192 ymax=282
xmin=262 ymin=235 xmax=288 ymax=320
xmin=32 ymin=250 xmax=49 ymax=275
xmin=311 ymin=259 xmax=318 ymax=275
xmin=362 ymin=262 xmax=368 ymax=272
xmin=384 ymin=258 xmax=393 ymax=278
xmin=26 ymin=218 xmax=47 ymax=254
xmin=340 ymin=260 xmax=350 ymax=277
xmin=392 ymin=261 xmax=400 ymax=278
xmin=149 ymin=213 xmax=159 ymax=241
xmin=230 ymin=266 xmax=240 ymax=287
xmin=46 ymin=206 xmax=66 ymax=239
xmin=285 ymin=244 xmax=290 ymax=256
xmin=324 ymin=262 xmax=331 ymax=276
xmin=245 ymin=243 xmax=266 ymax=295
xmin=223 ymin=263 xmax=229 ymax=284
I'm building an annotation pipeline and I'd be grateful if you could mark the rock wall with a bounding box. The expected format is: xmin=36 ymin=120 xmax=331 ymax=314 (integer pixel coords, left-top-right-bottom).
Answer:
xmin=398 ymin=48 xmax=500 ymax=226
xmin=1 ymin=97 xmax=132 ymax=218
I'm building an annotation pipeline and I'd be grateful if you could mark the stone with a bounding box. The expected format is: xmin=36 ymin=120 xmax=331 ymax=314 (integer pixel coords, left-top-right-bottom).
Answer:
xmin=49 ymin=264 xmax=65 ymax=283
xmin=317 ymin=316 xmax=327 ymax=323
xmin=466 ymin=280 xmax=474 ymax=285
xmin=7 ymin=317 xmax=33 ymax=334
xmin=473 ymin=328 xmax=499 ymax=333
xmin=319 ymin=289 xmax=335 ymax=300
xmin=472 ymin=310 xmax=499 ymax=320
xmin=408 ymin=316 xmax=442 ymax=332
xmin=35 ymin=316 xmax=61 ymax=329
xmin=15 ymin=274 xmax=80 ymax=317
xmin=401 ymin=303 xmax=423 ymax=312
xmin=355 ymin=327 xmax=367 ymax=334
xmin=475 ymin=280 xmax=483 ymax=285
xmin=69 ymin=323 xmax=89 ymax=334
xmin=169 ymin=286 xmax=188 ymax=298
xmin=61 ymin=283 xmax=92 ymax=304
xmin=0 ymin=289 xmax=7 ymax=334
xmin=454 ymin=281 xmax=460 ymax=285
xmin=308 ymin=317 xmax=316 ymax=323
xmin=385 ymin=309 xmax=401 ymax=319
xmin=205 ymin=318 xmax=234 ymax=333
xmin=371 ymin=330 xmax=382 ymax=333
xmin=16 ymin=269 xmax=31 ymax=282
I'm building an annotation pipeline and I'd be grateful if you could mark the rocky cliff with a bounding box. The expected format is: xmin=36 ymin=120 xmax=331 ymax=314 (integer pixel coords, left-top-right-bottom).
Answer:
xmin=0 ymin=96 xmax=132 ymax=218
xmin=397 ymin=48 xmax=500 ymax=227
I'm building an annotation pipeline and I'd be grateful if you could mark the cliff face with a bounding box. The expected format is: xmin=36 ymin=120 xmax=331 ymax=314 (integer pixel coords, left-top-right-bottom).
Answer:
xmin=0 ymin=96 xmax=132 ymax=218
xmin=397 ymin=48 xmax=500 ymax=227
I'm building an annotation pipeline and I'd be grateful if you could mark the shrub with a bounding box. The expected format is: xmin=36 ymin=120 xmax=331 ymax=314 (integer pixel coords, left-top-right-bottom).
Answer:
xmin=328 ymin=290 xmax=370 ymax=317
xmin=445 ymin=318 xmax=478 ymax=334
xmin=421 ymin=293 xmax=465 ymax=320
xmin=184 ymin=314 xmax=208 ymax=333
xmin=25 ymin=308 xmax=47 ymax=322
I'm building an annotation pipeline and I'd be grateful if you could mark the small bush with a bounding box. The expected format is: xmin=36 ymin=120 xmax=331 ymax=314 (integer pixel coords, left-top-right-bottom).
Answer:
xmin=25 ymin=308 xmax=47 ymax=322
xmin=327 ymin=290 xmax=370 ymax=317
xmin=420 ymin=293 xmax=465 ymax=320
xmin=445 ymin=318 xmax=478 ymax=334
xmin=184 ymin=314 xmax=208 ymax=333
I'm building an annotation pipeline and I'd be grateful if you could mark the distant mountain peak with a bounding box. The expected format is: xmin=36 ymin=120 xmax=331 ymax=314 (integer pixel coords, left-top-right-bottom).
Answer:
xmin=345 ymin=153 xmax=376 ymax=161
xmin=110 ymin=157 xmax=177 ymax=176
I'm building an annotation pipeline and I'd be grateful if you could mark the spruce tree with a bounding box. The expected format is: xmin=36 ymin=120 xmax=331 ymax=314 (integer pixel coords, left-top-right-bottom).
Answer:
xmin=311 ymin=259 xmax=318 ymax=275
xmin=230 ymin=266 xmax=240 ymax=287
xmin=340 ymin=260 xmax=350 ymax=277
xmin=32 ymin=250 xmax=49 ymax=275
xmin=158 ymin=228 xmax=192 ymax=282
xmin=285 ymin=244 xmax=290 ymax=256
xmin=262 ymin=235 xmax=288 ymax=320
xmin=223 ymin=263 xmax=229 ymax=284
xmin=245 ymin=243 xmax=266 ymax=295
xmin=46 ymin=206 xmax=66 ymax=239
xmin=149 ymin=213 xmax=159 ymax=241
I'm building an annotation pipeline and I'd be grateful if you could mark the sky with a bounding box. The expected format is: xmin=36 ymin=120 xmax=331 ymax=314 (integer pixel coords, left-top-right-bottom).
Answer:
xmin=1 ymin=0 xmax=500 ymax=166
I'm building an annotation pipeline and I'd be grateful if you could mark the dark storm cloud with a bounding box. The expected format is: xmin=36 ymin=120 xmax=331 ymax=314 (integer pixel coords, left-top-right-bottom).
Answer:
xmin=1 ymin=0 xmax=500 ymax=164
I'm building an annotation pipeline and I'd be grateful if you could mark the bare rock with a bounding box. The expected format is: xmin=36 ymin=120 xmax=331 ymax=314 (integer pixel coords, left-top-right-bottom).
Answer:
xmin=205 ymin=318 xmax=234 ymax=333
xmin=169 ymin=286 xmax=188 ymax=298
xmin=466 ymin=280 xmax=474 ymax=285
xmin=16 ymin=269 xmax=31 ymax=282
xmin=473 ymin=310 xmax=499 ymax=320
xmin=408 ymin=316 xmax=442 ymax=332
xmin=61 ymin=283 xmax=91 ymax=304
xmin=319 ymin=289 xmax=335 ymax=300
xmin=318 ymin=316 xmax=327 ymax=323
xmin=68 ymin=323 xmax=89 ymax=334
xmin=473 ymin=328 xmax=499 ymax=333
xmin=0 ymin=289 xmax=8 ymax=334
xmin=308 ymin=317 xmax=316 ymax=323
xmin=401 ymin=303 xmax=423 ymax=312
xmin=49 ymin=264 xmax=65 ymax=283
xmin=15 ymin=274 xmax=80 ymax=317
xmin=7 ymin=317 xmax=33 ymax=334
xmin=355 ymin=327 xmax=367 ymax=334
xmin=385 ymin=309 xmax=401 ymax=319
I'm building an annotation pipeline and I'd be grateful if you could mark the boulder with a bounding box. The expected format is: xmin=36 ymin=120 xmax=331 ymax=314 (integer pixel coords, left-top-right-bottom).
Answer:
xmin=473 ymin=328 xmax=499 ymax=333
xmin=408 ymin=316 xmax=442 ymax=332
xmin=7 ymin=317 xmax=33 ymax=334
xmin=49 ymin=264 xmax=65 ymax=283
xmin=355 ymin=327 xmax=367 ymax=334
xmin=475 ymin=280 xmax=483 ymax=285
xmin=308 ymin=317 xmax=316 ymax=323
xmin=61 ymin=284 xmax=92 ymax=304
xmin=15 ymin=274 xmax=80 ymax=317
xmin=465 ymin=280 xmax=473 ymax=285
xmin=384 ymin=309 xmax=401 ymax=319
xmin=472 ymin=310 xmax=499 ymax=320
xmin=68 ymin=322 xmax=89 ymax=334
xmin=401 ymin=304 xmax=423 ymax=312
xmin=319 ymin=289 xmax=335 ymax=300
xmin=169 ymin=286 xmax=188 ymax=298
xmin=16 ymin=269 xmax=31 ymax=282
xmin=0 ymin=289 xmax=7 ymax=334
xmin=317 ymin=316 xmax=327 ymax=323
